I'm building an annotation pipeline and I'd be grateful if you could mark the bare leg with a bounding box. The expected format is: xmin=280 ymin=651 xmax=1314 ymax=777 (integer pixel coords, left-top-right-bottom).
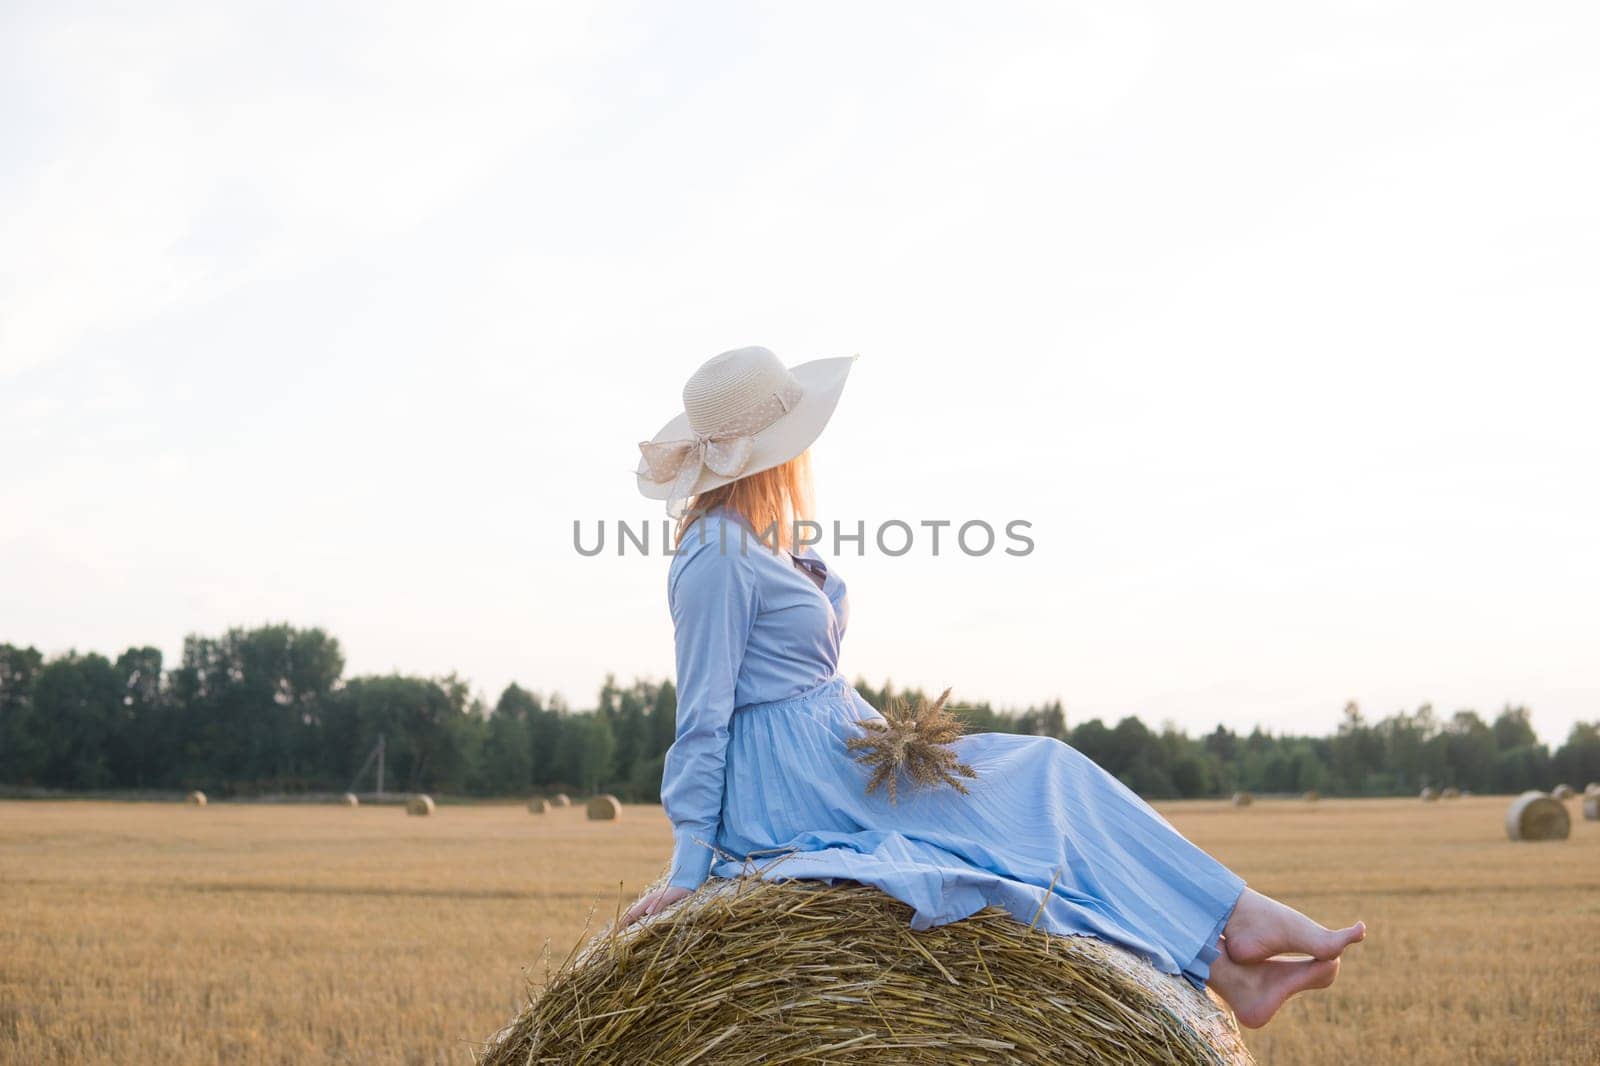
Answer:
xmin=1206 ymin=948 xmax=1341 ymax=1029
xmin=1223 ymin=888 xmax=1365 ymax=963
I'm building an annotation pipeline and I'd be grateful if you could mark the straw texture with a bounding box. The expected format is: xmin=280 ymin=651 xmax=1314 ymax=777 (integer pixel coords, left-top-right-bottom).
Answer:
xmin=1504 ymin=792 xmax=1569 ymax=841
xmin=479 ymin=876 xmax=1252 ymax=1066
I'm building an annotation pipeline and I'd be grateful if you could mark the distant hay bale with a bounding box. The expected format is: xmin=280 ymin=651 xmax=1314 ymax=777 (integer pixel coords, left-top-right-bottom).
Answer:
xmin=1302 ymin=789 xmax=1319 ymax=802
xmin=548 ymin=793 xmax=571 ymax=808
xmin=478 ymin=878 xmax=1254 ymax=1066
xmin=185 ymin=790 xmax=207 ymax=807
xmin=405 ymin=794 xmax=436 ymax=817
xmin=1505 ymin=791 xmax=1570 ymax=842
xmin=1584 ymin=795 xmax=1600 ymax=823
xmin=1551 ymin=784 xmax=1576 ymax=800
xmin=1441 ymin=787 xmax=1461 ymax=800
xmin=341 ymin=792 xmax=360 ymax=807
xmin=1420 ymin=787 xmax=1439 ymax=802
xmin=1231 ymin=791 xmax=1253 ymax=807
xmin=527 ymin=797 xmax=548 ymax=814
xmin=585 ymin=794 xmax=622 ymax=821
xmin=1586 ymin=782 xmax=1600 ymax=797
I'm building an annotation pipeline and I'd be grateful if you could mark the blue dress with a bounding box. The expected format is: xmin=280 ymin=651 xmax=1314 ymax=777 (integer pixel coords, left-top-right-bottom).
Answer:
xmin=659 ymin=507 xmax=1246 ymax=991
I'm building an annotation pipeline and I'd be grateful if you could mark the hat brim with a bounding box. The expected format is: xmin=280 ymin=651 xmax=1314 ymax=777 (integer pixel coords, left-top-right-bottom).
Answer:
xmin=636 ymin=354 xmax=857 ymax=501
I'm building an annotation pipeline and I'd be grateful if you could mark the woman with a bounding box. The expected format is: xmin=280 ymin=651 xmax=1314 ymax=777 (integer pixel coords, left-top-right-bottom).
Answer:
xmin=623 ymin=346 xmax=1364 ymax=1028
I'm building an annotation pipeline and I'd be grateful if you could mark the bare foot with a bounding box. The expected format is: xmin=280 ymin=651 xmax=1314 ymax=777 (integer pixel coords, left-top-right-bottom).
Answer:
xmin=1208 ymin=952 xmax=1340 ymax=1029
xmin=1223 ymin=888 xmax=1365 ymax=963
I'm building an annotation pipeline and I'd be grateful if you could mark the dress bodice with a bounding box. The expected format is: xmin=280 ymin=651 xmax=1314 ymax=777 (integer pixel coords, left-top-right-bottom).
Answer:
xmin=666 ymin=508 xmax=849 ymax=711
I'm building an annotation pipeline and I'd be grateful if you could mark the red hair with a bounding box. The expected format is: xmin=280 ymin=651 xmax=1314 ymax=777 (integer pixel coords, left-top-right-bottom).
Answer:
xmin=675 ymin=450 xmax=814 ymax=551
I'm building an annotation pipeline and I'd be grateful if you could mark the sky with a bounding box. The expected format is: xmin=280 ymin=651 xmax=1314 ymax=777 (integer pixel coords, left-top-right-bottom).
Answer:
xmin=3 ymin=1 xmax=1597 ymax=744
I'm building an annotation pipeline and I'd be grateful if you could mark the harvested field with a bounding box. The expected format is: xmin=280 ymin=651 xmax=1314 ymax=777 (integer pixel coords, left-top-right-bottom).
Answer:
xmin=0 ymin=797 xmax=1595 ymax=1065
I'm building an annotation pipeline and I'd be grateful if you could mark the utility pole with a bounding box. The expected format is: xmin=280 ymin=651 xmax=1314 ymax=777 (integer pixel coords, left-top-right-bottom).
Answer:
xmin=348 ymin=733 xmax=390 ymax=800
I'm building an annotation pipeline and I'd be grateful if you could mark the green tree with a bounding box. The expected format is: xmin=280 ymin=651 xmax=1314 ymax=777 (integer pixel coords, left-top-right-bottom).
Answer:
xmin=1017 ymin=699 xmax=1067 ymax=740
xmin=647 ymin=680 xmax=677 ymax=761
xmin=1440 ymin=710 xmax=1495 ymax=792
xmin=1492 ymin=705 xmax=1538 ymax=751
xmin=483 ymin=693 xmax=533 ymax=794
xmin=0 ymin=644 xmax=45 ymax=783
xmin=554 ymin=714 xmax=615 ymax=794
xmin=32 ymin=653 xmax=122 ymax=788
xmin=1553 ymin=722 xmax=1600 ymax=789
xmin=108 ymin=647 xmax=165 ymax=788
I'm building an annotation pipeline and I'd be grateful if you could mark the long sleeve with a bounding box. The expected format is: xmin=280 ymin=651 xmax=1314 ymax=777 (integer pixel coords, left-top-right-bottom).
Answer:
xmin=660 ymin=540 xmax=761 ymax=890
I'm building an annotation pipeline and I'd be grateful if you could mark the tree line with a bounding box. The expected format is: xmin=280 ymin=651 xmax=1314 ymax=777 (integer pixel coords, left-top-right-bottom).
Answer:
xmin=2 ymin=625 xmax=1596 ymax=800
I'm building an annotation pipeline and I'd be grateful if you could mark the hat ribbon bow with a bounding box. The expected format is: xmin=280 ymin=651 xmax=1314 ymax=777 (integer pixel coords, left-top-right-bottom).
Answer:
xmin=638 ymin=378 xmax=804 ymax=514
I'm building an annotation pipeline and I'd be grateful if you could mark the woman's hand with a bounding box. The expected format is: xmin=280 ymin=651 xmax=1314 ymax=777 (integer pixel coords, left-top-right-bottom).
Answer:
xmin=621 ymin=885 xmax=692 ymax=926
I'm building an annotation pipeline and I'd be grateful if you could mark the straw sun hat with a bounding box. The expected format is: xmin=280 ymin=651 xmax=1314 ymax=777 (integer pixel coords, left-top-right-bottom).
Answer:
xmin=636 ymin=346 xmax=857 ymax=515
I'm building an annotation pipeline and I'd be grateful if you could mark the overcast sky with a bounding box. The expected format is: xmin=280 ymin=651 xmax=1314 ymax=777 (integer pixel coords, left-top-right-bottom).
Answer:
xmin=4 ymin=1 xmax=1597 ymax=743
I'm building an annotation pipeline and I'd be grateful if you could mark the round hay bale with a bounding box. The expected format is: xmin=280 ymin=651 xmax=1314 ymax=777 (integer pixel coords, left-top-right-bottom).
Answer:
xmin=480 ymin=878 xmax=1253 ymax=1066
xmin=548 ymin=793 xmax=571 ymax=808
xmin=1302 ymin=789 xmax=1319 ymax=803
xmin=1231 ymin=791 xmax=1253 ymax=807
xmin=585 ymin=794 xmax=622 ymax=821
xmin=1551 ymin=784 xmax=1576 ymax=800
xmin=1585 ymin=782 xmax=1600 ymax=797
xmin=1505 ymin=791 xmax=1570 ymax=841
xmin=1440 ymin=787 xmax=1460 ymax=800
xmin=405 ymin=794 xmax=436 ymax=817
xmin=185 ymin=790 xmax=207 ymax=807
xmin=341 ymin=792 xmax=360 ymax=807
xmin=1419 ymin=787 xmax=1439 ymax=802
xmin=1584 ymin=794 xmax=1600 ymax=823
xmin=527 ymin=796 xmax=548 ymax=814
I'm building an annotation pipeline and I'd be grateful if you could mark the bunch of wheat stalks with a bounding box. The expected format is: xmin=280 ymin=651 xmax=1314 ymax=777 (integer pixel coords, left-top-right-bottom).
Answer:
xmin=847 ymin=687 xmax=978 ymax=803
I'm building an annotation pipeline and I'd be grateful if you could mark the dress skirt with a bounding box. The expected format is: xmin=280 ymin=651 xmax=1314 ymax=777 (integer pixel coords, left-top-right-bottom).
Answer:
xmin=705 ymin=676 xmax=1246 ymax=991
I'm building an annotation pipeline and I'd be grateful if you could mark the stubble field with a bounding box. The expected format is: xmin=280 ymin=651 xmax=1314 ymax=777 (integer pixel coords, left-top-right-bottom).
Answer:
xmin=0 ymin=796 xmax=1596 ymax=1065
